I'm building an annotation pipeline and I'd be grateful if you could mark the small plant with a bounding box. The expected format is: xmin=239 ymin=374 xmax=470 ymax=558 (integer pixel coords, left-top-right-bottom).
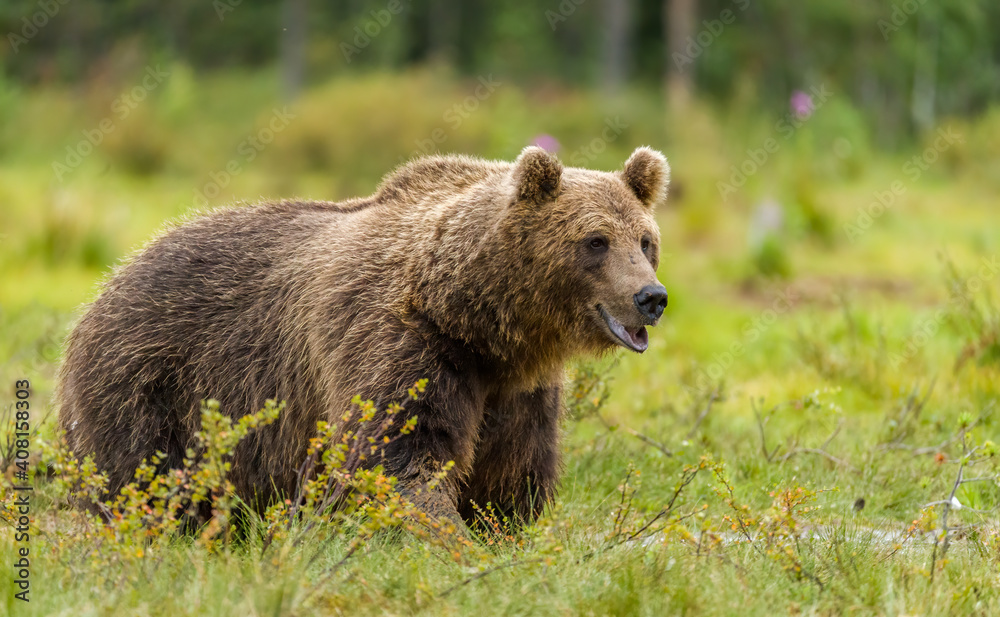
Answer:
xmin=794 ymin=295 xmax=889 ymax=397
xmin=603 ymin=457 xmax=710 ymax=549
xmin=713 ymin=463 xmax=834 ymax=589
xmin=25 ymin=399 xmax=285 ymax=582
xmin=565 ymin=359 xmax=618 ymax=421
xmin=922 ymin=412 xmax=999 ymax=580
xmin=466 ymin=501 xmax=520 ymax=548
xmin=941 ymin=253 xmax=1000 ymax=370
xmin=17 ymin=380 xmax=477 ymax=594
xmin=261 ymin=379 xmax=475 ymax=563
xmin=751 ymin=234 xmax=792 ymax=279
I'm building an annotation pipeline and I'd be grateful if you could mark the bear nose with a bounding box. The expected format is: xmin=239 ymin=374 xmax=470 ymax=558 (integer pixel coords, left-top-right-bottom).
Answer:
xmin=634 ymin=284 xmax=668 ymax=321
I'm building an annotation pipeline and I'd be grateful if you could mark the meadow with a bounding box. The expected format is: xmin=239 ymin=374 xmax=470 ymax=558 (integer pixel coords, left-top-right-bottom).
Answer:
xmin=1 ymin=67 xmax=999 ymax=616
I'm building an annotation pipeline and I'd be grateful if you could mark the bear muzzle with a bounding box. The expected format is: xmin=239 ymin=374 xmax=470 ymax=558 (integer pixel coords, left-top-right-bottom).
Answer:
xmin=634 ymin=284 xmax=668 ymax=322
xmin=595 ymin=284 xmax=667 ymax=353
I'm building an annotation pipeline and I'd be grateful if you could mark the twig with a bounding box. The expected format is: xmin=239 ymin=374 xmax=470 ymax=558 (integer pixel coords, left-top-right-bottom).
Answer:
xmin=898 ymin=380 xmax=935 ymax=436
xmin=911 ymin=422 xmax=979 ymax=456
xmin=923 ymin=500 xmax=997 ymax=514
xmin=879 ymin=407 xmax=987 ymax=455
xmin=596 ymin=413 xmax=673 ymax=457
xmin=777 ymin=448 xmax=858 ymax=473
xmin=929 ymin=428 xmax=968 ymax=582
xmin=622 ymin=426 xmax=674 ymax=457
xmin=775 ymin=420 xmax=857 ymax=472
xmin=752 ymin=399 xmax=777 ymax=462
xmin=623 ymin=466 xmax=701 ymax=544
xmin=611 ymin=466 xmax=636 ymax=539
xmin=299 ymin=541 xmax=363 ymax=607
xmin=818 ymin=420 xmax=843 ymax=451
xmin=685 ymin=388 xmax=720 ymax=440
xmin=877 ymin=380 xmax=937 ymax=451
xmin=959 ymin=476 xmax=998 ymax=484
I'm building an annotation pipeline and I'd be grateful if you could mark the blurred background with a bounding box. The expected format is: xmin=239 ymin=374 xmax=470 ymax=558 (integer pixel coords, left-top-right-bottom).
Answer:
xmin=1 ymin=0 xmax=998 ymax=412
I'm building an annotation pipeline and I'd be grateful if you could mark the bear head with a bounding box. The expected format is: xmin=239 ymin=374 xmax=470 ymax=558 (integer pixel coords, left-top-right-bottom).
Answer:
xmin=510 ymin=145 xmax=669 ymax=355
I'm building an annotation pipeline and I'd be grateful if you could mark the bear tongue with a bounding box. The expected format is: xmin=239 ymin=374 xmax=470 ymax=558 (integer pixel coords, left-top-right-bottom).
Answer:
xmin=631 ymin=326 xmax=649 ymax=348
xmin=627 ymin=326 xmax=649 ymax=351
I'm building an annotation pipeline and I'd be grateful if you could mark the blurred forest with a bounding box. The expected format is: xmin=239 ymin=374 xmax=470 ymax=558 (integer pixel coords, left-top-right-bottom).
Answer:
xmin=2 ymin=0 xmax=999 ymax=144
xmin=3 ymin=0 xmax=999 ymax=302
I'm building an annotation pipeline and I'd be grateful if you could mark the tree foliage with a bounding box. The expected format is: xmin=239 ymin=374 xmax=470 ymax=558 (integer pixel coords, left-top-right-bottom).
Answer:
xmin=1 ymin=0 xmax=997 ymax=138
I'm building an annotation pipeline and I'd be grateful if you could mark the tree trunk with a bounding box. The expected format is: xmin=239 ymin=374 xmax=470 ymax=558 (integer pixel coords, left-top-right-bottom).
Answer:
xmin=281 ymin=0 xmax=308 ymax=102
xmin=601 ymin=0 xmax=632 ymax=95
xmin=910 ymin=13 xmax=938 ymax=134
xmin=665 ymin=0 xmax=696 ymax=108
xmin=428 ymin=0 xmax=458 ymax=64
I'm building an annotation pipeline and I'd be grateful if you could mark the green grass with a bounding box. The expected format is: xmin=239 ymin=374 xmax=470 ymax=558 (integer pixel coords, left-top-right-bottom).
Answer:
xmin=1 ymin=68 xmax=999 ymax=616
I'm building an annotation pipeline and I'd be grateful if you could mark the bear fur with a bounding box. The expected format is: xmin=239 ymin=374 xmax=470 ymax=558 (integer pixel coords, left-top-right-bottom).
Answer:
xmin=58 ymin=146 xmax=669 ymax=526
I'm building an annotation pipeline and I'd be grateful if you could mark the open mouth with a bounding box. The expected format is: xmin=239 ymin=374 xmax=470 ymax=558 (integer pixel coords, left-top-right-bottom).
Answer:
xmin=597 ymin=305 xmax=649 ymax=352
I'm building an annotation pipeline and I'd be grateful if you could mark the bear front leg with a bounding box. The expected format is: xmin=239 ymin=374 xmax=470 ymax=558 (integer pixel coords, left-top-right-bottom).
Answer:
xmin=458 ymin=384 xmax=562 ymax=529
xmin=392 ymin=453 xmax=464 ymax=529
xmin=359 ymin=369 xmax=486 ymax=533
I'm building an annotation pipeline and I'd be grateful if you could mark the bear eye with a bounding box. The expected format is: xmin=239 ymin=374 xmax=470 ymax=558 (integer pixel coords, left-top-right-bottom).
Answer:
xmin=588 ymin=236 xmax=608 ymax=250
xmin=641 ymin=238 xmax=651 ymax=253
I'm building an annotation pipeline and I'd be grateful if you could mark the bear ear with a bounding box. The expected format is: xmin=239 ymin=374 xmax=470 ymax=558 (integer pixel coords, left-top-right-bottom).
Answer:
xmin=620 ymin=146 xmax=670 ymax=209
xmin=512 ymin=146 xmax=563 ymax=206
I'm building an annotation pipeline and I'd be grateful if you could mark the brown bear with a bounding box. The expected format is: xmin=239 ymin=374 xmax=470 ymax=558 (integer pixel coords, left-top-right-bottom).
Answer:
xmin=57 ymin=145 xmax=670 ymax=527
